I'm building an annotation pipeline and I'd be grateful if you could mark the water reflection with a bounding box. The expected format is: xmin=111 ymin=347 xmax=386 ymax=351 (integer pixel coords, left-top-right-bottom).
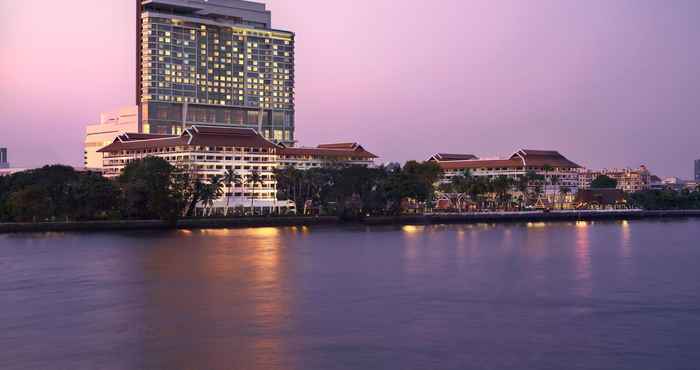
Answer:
xmin=141 ymin=228 xmax=294 ymax=370
xmin=574 ymin=221 xmax=593 ymax=299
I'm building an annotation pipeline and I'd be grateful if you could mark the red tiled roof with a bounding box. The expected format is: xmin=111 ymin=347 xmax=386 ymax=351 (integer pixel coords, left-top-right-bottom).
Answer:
xmin=317 ymin=143 xmax=359 ymax=150
xmin=280 ymin=146 xmax=378 ymax=159
xmin=437 ymin=149 xmax=581 ymax=171
xmin=439 ymin=159 xmax=524 ymax=171
xmin=430 ymin=153 xmax=479 ymax=161
xmin=511 ymin=149 xmax=581 ymax=169
xmin=97 ymin=125 xmax=276 ymax=153
xmin=187 ymin=126 xmax=277 ymax=149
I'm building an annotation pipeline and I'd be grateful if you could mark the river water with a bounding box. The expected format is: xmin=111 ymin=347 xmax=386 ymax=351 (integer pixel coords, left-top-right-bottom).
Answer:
xmin=1 ymin=220 xmax=700 ymax=370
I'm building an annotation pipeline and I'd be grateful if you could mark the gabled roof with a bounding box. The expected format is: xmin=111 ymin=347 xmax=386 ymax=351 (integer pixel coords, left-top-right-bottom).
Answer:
xmin=97 ymin=125 xmax=277 ymax=153
xmin=429 ymin=153 xmax=479 ymax=162
xmin=510 ymin=149 xmax=581 ymax=169
xmin=280 ymin=143 xmax=378 ymax=159
xmin=436 ymin=149 xmax=581 ymax=171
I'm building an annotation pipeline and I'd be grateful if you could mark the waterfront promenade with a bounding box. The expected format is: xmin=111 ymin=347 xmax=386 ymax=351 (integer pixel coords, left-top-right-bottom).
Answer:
xmin=1 ymin=210 xmax=700 ymax=233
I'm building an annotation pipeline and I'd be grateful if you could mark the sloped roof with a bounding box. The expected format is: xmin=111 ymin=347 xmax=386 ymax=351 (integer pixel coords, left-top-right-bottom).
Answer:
xmin=98 ymin=125 xmax=276 ymax=152
xmin=429 ymin=153 xmax=479 ymax=161
xmin=437 ymin=149 xmax=581 ymax=171
xmin=280 ymin=143 xmax=378 ymax=159
xmin=511 ymin=149 xmax=581 ymax=168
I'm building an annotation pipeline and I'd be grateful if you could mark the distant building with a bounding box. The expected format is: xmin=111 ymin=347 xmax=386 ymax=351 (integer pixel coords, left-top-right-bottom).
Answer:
xmin=578 ymin=166 xmax=652 ymax=193
xmin=661 ymin=177 xmax=698 ymax=192
xmin=0 ymin=147 xmax=8 ymax=169
xmin=431 ymin=149 xmax=582 ymax=194
xmin=695 ymin=159 xmax=700 ymax=182
xmin=84 ymin=106 xmax=140 ymax=170
xmin=278 ymin=143 xmax=377 ymax=170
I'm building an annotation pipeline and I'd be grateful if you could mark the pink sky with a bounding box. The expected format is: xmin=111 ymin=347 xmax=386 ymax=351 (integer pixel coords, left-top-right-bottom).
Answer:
xmin=1 ymin=0 xmax=699 ymax=177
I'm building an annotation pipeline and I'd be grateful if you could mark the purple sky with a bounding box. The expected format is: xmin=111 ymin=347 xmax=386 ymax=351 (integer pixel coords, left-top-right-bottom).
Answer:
xmin=1 ymin=0 xmax=699 ymax=177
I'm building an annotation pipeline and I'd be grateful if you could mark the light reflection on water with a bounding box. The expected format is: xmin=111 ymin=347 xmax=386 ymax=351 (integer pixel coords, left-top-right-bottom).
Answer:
xmin=2 ymin=220 xmax=700 ymax=370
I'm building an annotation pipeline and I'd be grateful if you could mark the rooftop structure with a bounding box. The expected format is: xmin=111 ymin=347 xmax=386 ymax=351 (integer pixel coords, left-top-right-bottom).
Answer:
xmin=428 ymin=153 xmax=479 ymax=162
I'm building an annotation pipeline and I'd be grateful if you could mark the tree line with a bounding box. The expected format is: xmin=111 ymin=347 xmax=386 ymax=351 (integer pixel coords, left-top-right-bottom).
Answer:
xmin=1 ymin=159 xmax=699 ymax=223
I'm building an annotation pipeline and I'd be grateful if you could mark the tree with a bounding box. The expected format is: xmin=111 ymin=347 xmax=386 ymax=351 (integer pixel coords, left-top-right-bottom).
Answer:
xmin=223 ymin=169 xmax=243 ymax=216
xmin=559 ymin=186 xmax=571 ymax=210
xmin=6 ymin=186 xmax=53 ymax=222
xmin=118 ymin=157 xmax=181 ymax=222
xmin=247 ymin=169 xmax=263 ymax=213
xmin=591 ymin=175 xmax=618 ymax=189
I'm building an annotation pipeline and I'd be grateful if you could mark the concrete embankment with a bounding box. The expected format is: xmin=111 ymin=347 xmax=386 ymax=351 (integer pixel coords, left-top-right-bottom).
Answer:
xmin=1 ymin=210 xmax=700 ymax=234
xmin=365 ymin=210 xmax=700 ymax=226
xmin=0 ymin=216 xmax=339 ymax=234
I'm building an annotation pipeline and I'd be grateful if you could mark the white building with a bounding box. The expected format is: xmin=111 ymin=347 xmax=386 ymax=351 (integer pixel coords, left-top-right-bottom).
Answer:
xmin=431 ymin=149 xmax=582 ymax=194
xmin=84 ymin=106 xmax=140 ymax=171
xmin=278 ymin=143 xmax=377 ymax=170
xmin=97 ymin=125 xmax=379 ymax=214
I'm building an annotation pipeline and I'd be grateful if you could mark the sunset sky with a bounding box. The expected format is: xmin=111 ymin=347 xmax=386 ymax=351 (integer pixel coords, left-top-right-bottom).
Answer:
xmin=1 ymin=0 xmax=699 ymax=177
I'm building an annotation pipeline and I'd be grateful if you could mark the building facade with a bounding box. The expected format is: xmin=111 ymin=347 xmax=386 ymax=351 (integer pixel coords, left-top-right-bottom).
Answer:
xmin=578 ymin=166 xmax=652 ymax=193
xmin=432 ymin=149 xmax=581 ymax=194
xmin=97 ymin=125 xmax=378 ymax=213
xmin=99 ymin=125 xmax=284 ymax=212
xmin=0 ymin=148 xmax=8 ymax=169
xmin=278 ymin=143 xmax=377 ymax=170
xmin=84 ymin=106 xmax=141 ymax=170
xmin=137 ymin=0 xmax=295 ymax=143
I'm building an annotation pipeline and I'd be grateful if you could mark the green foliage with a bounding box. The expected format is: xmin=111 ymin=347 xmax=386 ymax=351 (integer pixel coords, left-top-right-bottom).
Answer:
xmin=117 ymin=157 xmax=182 ymax=222
xmin=591 ymin=175 xmax=618 ymax=189
xmin=0 ymin=166 xmax=120 ymax=222
xmin=629 ymin=189 xmax=700 ymax=210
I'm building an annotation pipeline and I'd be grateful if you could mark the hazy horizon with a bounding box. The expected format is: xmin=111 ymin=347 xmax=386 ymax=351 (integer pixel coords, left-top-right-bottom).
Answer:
xmin=1 ymin=0 xmax=699 ymax=178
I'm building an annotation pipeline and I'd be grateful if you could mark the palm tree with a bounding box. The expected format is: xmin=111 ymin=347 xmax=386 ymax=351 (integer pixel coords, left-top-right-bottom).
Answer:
xmin=542 ymin=164 xmax=554 ymax=197
xmin=209 ymin=175 xmax=224 ymax=216
xmin=491 ymin=176 xmax=514 ymax=210
xmin=223 ymin=169 xmax=243 ymax=216
xmin=248 ymin=169 xmax=263 ymax=215
xmin=559 ymin=186 xmax=571 ymax=210
xmin=198 ymin=184 xmax=215 ymax=217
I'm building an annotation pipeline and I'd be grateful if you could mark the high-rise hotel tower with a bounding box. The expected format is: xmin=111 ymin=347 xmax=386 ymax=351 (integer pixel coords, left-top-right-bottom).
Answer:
xmin=137 ymin=0 xmax=295 ymax=143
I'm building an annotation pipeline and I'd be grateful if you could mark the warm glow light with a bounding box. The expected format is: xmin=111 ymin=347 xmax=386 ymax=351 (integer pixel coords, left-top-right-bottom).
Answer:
xmin=576 ymin=221 xmax=589 ymax=228
xmin=527 ymin=222 xmax=547 ymax=228
xmin=249 ymin=227 xmax=280 ymax=238
xmin=402 ymin=225 xmax=423 ymax=234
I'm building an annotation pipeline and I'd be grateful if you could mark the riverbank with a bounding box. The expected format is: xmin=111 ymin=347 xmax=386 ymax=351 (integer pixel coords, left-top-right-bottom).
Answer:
xmin=2 ymin=210 xmax=700 ymax=234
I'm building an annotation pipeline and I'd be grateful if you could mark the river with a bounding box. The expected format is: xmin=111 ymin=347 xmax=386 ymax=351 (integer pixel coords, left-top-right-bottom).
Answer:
xmin=2 ymin=219 xmax=700 ymax=370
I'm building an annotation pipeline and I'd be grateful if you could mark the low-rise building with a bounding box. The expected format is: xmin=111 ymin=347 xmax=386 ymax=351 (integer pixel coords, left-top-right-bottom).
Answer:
xmin=96 ymin=125 xmax=378 ymax=213
xmin=578 ymin=166 xmax=652 ymax=193
xmin=98 ymin=125 xmax=283 ymax=213
xmin=278 ymin=143 xmax=377 ymax=170
xmin=432 ymin=149 xmax=581 ymax=194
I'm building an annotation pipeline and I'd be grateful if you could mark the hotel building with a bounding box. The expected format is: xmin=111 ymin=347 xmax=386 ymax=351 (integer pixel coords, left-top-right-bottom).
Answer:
xmin=136 ymin=0 xmax=295 ymax=143
xmin=430 ymin=149 xmax=582 ymax=194
xmin=278 ymin=143 xmax=377 ymax=170
xmin=98 ymin=125 xmax=378 ymax=212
